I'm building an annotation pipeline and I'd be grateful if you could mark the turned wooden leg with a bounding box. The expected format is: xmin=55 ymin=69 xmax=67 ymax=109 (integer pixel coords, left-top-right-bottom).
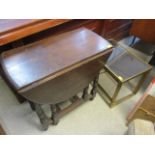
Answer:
xmin=34 ymin=103 xmax=51 ymax=131
xmin=29 ymin=101 xmax=35 ymax=111
xmin=90 ymin=75 xmax=99 ymax=100
xmin=50 ymin=104 xmax=59 ymax=125
xmin=82 ymin=85 xmax=89 ymax=100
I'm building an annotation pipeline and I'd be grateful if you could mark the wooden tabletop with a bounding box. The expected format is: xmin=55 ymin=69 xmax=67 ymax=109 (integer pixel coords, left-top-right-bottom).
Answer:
xmin=0 ymin=19 xmax=70 ymax=46
xmin=1 ymin=28 xmax=112 ymax=91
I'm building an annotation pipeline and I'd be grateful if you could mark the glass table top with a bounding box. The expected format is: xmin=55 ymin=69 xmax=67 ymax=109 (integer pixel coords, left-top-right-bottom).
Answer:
xmin=105 ymin=43 xmax=152 ymax=82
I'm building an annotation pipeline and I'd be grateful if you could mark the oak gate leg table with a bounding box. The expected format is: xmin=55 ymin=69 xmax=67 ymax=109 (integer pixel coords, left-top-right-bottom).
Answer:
xmin=0 ymin=28 xmax=113 ymax=130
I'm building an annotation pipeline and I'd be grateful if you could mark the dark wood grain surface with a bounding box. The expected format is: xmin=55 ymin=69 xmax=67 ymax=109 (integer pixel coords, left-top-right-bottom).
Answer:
xmin=102 ymin=19 xmax=132 ymax=40
xmin=0 ymin=19 xmax=132 ymax=47
xmin=0 ymin=19 xmax=71 ymax=46
xmin=1 ymin=28 xmax=112 ymax=92
xmin=21 ymin=57 xmax=107 ymax=104
xmin=0 ymin=19 xmax=39 ymax=35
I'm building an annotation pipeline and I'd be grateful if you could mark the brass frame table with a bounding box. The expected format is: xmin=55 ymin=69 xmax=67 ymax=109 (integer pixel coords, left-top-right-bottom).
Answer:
xmin=98 ymin=42 xmax=152 ymax=108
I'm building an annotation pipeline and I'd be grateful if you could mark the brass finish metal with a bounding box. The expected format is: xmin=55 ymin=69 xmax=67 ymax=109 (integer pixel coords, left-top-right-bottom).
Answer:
xmin=111 ymin=83 xmax=122 ymax=105
xmin=133 ymin=72 xmax=149 ymax=94
xmin=98 ymin=42 xmax=152 ymax=108
xmin=139 ymin=107 xmax=155 ymax=118
xmin=98 ymin=69 xmax=151 ymax=107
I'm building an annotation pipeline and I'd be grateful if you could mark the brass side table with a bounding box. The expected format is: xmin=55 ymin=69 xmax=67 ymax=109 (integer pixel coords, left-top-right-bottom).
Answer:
xmin=98 ymin=43 xmax=152 ymax=108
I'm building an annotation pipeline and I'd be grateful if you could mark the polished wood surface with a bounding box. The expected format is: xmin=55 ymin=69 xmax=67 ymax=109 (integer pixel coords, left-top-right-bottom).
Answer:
xmin=0 ymin=19 xmax=70 ymax=46
xmin=0 ymin=19 xmax=38 ymax=35
xmin=102 ymin=19 xmax=132 ymax=40
xmin=1 ymin=28 xmax=112 ymax=91
xmin=0 ymin=19 xmax=132 ymax=48
xmin=22 ymin=58 xmax=106 ymax=104
xmin=130 ymin=19 xmax=155 ymax=44
xmin=20 ymin=20 xmax=104 ymax=47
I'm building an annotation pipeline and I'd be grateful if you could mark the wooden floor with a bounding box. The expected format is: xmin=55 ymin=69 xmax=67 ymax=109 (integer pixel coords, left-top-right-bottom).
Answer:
xmin=0 ymin=124 xmax=5 ymax=135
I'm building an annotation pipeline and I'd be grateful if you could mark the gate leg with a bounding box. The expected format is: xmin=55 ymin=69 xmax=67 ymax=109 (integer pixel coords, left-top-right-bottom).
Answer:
xmin=50 ymin=104 xmax=59 ymax=125
xmin=90 ymin=75 xmax=99 ymax=100
xmin=34 ymin=103 xmax=51 ymax=130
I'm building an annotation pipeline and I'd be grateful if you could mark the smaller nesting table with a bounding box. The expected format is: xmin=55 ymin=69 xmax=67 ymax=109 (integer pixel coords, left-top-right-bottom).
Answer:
xmin=98 ymin=42 xmax=152 ymax=107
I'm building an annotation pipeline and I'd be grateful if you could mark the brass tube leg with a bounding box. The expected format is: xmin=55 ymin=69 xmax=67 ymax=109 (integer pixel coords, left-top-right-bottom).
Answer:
xmin=111 ymin=83 xmax=122 ymax=107
xmin=133 ymin=72 xmax=148 ymax=94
